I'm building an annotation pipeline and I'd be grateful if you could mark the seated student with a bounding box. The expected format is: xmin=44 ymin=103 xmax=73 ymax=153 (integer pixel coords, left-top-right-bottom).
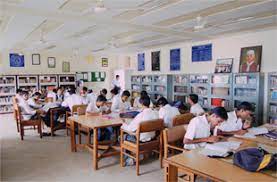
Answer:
xmin=217 ymin=102 xmax=253 ymax=136
xmin=87 ymin=89 xmax=96 ymax=103
xmin=188 ymin=94 xmax=205 ymax=116
xmin=183 ymin=107 xmax=228 ymax=150
xmin=133 ymin=90 xmax=153 ymax=108
xmin=110 ymin=87 xmax=119 ymax=100
xmin=111 ymin=90 xmax=131 ymax=112
xmin=47 ymin=88 xmax=58 ymax=102
xmin=121 ymin=96 xmax=159 ymax=142
xmin=100 ymin=88 xmax=108 ymax=99
xmin=80 ymin=86 xmax=90 ymax=104
xmin=61 ymin=87 xmax=86 ymax=111
xmin=86 ymin=95 xmax=110 ymax=115
xmin=157 ymin=97 xmax=180 ymax=128
xmin=56 ymin=87 xmax=64 ymax=102
xmin=28 ymin=92 xmax=43 ymax=109
xmin=19 ymin=91 xmax=41 ymax=120
xmin=15 ymin=88 xmax=24 ymax=104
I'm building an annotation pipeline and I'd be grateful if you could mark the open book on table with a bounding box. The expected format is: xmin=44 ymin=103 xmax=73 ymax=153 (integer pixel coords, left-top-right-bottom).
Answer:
xmin=234 ymin=127 xmax=269 ymax=139
xmin=199 ymin=141 xmax=242 ymax=157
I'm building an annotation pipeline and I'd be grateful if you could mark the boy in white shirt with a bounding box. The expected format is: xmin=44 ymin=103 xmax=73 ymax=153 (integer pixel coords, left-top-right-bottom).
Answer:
xmin=111 ymin=90 xmax=131 ymax=112
xmin=157 ymin=97 xmax=180 ymax=128
xmin=47 ymin=88 xmax=58 ymax=102
xmin=188 ymin=94 xmax=205 ymax=116
xmin=15 ymin=88 xmax=24 ymax=104
xmin=100 ymin=88 xmax=108 ymax=99
xmin=19 ymin=91 xmax=41 ymax=120
xmin=80 ymin=86 xmax=90 ymax=104
xmin=133 ymin=90 xmax=153 ymax=109
xmin=28 ymin=92 xmax=43 ymax=109
xmin=217 ymin=102 xmax=253 ymax=136
xmin=62 ymin=87 xmax=86 ymax=111
xmin=183 ymin=107 xmax=228 ymax=150
xmin=86 ymin=95 xmax=110 ymax=115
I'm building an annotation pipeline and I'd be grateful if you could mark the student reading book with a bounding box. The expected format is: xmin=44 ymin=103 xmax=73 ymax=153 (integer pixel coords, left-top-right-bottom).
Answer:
xmin=188 ymin=94 xmax=205 ymax=116
xmin=111 ymin=90 xmax=131 ymax=112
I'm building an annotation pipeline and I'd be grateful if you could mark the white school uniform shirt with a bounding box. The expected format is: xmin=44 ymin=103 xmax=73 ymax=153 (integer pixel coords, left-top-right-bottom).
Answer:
xmin=133 ymin=97 xmax=154 ymax=108
xmin=121 ymin=108 xmax=159 ymax=142
xmin=87 ymin=93 xmax=97 ymax=103
xmin=19 ymin=99 xmax=37 ymax=120
xmin=86 ymin=99 xmax=109 ymax=113
xmin=159 ymin=104 xmax=180 ymax=128
xmin=184 ymin=115 xmax=211 ymax=150
xmin=217 ymin=111 xmax=243 ymax=132
xmin=190 ymin=103 xmax=205 ymax=116
xmin=27 ymin=98 xmax=42 ymax=109
xmin=47 ymin=92 xmax=57 ymax=102
xmin=111 ymin=79 xmax=121 ymax=88
xmin=61 ymin=94 xmax=86 ymax=111
xmin=15 ymin=94 xmax=24 ymax=104
xmin=111 ymin=94 xmax=131 ymax=112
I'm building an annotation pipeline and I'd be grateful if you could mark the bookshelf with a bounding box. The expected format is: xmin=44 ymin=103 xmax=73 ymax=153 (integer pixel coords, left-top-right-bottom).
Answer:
xmin=131 ymin=75 xmax=141 ymax=98
xmin=233 ymin=73 xmax=264 ymax=126
xmin=172 ymin=74 xmax=190 ymax=103
xmin=210 ymin=73 xmax=233 ymax=111
xmin=267 ymin=72 xmax=277 ymax=124
xmin=39 ymin=75 xmax=58 ymax=91
xmin=152 ymin=75 xmax=173 ymax=101
xmin=58 ymin=74 xmax=76 ymax=88
xmin=189 ymin=74 xmax=211 ymax=109
xmin=17 ymin=75 xmax=39 ymax=92
xmin=141 ymin=75 xmax=153 ymax=99
xmin=0 ymin=76 xmax=16 ymax=113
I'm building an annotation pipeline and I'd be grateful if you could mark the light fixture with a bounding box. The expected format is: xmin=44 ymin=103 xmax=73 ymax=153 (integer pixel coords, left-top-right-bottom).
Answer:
xmin=94 ymin=0 xmax=107 ymax=13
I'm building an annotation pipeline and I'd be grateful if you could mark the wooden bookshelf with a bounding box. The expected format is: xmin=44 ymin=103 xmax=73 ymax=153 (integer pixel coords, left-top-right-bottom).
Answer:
xmin=0 ymin=76 xmax=16 ymax=113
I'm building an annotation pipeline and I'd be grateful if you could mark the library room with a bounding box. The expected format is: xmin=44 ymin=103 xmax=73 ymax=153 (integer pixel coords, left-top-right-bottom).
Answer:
xmin=1 ymin=0 xmax=277 ymax=182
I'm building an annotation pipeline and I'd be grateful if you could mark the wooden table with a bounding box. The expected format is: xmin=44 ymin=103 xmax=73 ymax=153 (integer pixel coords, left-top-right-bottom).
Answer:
xmin=68 ymin=115 xmax=123 ymax=170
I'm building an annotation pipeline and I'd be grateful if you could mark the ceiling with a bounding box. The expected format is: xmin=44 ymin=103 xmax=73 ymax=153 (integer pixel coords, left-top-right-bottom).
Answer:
xmin=0 ymin=0 xmax=276 ymax=55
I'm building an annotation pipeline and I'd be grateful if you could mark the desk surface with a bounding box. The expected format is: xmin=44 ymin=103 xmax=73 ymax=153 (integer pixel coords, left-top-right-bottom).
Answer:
xmin=69 ymin=115 xmax=123 ymax=129
xmin=165 ymin=151 xmax=276 ymax=182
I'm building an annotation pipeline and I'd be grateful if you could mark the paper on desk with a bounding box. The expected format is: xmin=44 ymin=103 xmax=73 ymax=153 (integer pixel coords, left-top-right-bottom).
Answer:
xmin=248 ymin=127 xmax=269 ymax=135
xmin=234 ymin=133 xmax=256 ymax=139
xmin=199 ymin=141 xmax=242 ymax=157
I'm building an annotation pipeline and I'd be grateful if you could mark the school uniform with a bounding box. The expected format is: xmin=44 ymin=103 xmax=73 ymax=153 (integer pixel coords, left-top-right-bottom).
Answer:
xmin=47 ymin=91 xmax=57 ymax=102
xmin=27 ymin=97 xmax=42 ymax=109
xmin=111 ymin=79 xmax=120 ymax=89
xmin=121 ymin=108 xmax=158 ymax=142
xmin=217 ymin=111 xmax=242 ymax=132
xmin=184 ymin=115 xmax=211 ymax=150
xmin=86 ymin=99 xmax=109 ymax=113
xmin=159 ymin=104 xmax=180 ymax=128
xmin=15 ymin=94 xmax=24 ymax=104
xmin=133 ymin=97 xmax=154 ymax=108
xmin=190 ymin=103 xmax=205 ymax=116
xmin=61 ymin=94 xmax=86 ymax=111
xmin=19 ymin=99 xmax=37 ymax=120
xmin=87 ymin=93 xmax=97 ymax=103
xmin=111 ymin=94 xmax=131 ymax=112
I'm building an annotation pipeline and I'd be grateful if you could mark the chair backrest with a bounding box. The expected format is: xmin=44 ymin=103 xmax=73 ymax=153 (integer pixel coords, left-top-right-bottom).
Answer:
xmin=164 ymin=125 xmax=186 ymax=143
xmin=13 ymin=102 xmax=22 ymax=122
xmin=172 ymin=113 xmax=194 ymax=127
xmin=138 ymin=119 xmax=164 ymax=133
xmin=77 ymin=106 xmax=86 ymax=116
xmin=72 ymin=104 xmax=87 ymax=114
xmin=45 ymin=97 xmax=54 ymax=103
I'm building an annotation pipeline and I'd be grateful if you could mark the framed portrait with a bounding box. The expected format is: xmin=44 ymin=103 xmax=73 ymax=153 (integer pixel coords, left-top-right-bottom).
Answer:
xmin=138 ymin=53 xmax=145 ymax=71
xmin=170 ymin=48 xmax=181 ymax=71
xmin=239 ymin=45 xmax=262 ymax=73
xmin=102 ymin=58 xmax=108 ymax=67
xmin=32 ymin=54 xmax=40 ymax=65
xmin=151 ymin=51 xmax=160 ymax=71
xmin=62 ymin=61 xmax=70 ymax=72
xmin=48 ymin=57 xmax=56 ymax=68
xmin=215 ymin=58 xmax=233 ymax=73
xmin=10 ymin=53 xmax=24 ymax=67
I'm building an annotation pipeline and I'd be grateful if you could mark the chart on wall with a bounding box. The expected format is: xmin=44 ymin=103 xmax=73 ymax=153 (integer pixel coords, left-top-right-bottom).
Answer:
xmin=192 ymin=44 xmax=212 ymax=62
xmin=151 ymin=51 xmax=160 ymax=71
xmin=138 ymin=53 xmax=145 ymax=71
xmin=170 ymin=48 xmax=181 ymax=71
xmin=10 ymin=53 xmax=24 ymax=67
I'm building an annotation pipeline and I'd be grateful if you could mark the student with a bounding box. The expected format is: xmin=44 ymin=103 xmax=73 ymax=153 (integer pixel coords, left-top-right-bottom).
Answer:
xmin=217 ymin=102 xmax=253 ymax=136
xmin=100 ymin=88 xmax=108 ymax=98
xmin=61 ymin=87 xmax=86 ymax=111
xmin=121 ymin=96 xmax=158 ymax=142
xmin=133 ymin=90 xmax=153 ymax=108
xmin=188 ymin=94 xmax=205 ymax=116
xmin=86 ymin=95 xmax=110 ymax=115
xmin=111 ymin=75 xmax=121 ymax=89
xmin=56 ymin=87 xmax=64 ymax=102
xmin=19 ymin=91 xmax=41 ymax=120
xmin=111 ymin=90 xmax=131 ymax=112
xmin=28 ymin=92 xmax=43 ymax=109
xmin=15 ymin=88 xmax=24 ymax=104
xmin=87 ymin=89 xmax=96 ymax=103
xmin=157 ymin=97 xmax=180 ymax=128
xmin=80 ymin=86 xmax=90 ymax=104
xmin=183 ymin=107 xmax=228 ymax=150
xmin=47 ymin=88 xmax=58 ymax=102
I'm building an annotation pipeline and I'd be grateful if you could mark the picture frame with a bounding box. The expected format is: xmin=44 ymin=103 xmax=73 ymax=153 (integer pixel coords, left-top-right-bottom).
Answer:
xmin=151 ymin=51 xmax=160 ymax=71
xmin=138 ymin=53 xmax=145 ymax=71
xmin=170 ymin=48 xmax=181 ymax=71
xmin=48 ymin=57 xmax=56 ymax=68
xmin=62 ymin=61 xmax=70 ymax=72
xmin=10 ymin=53 xmax=25 ymax=67
xmin=102 ymin=58 xmax=108 ymax=67
xmin=239 ymin=45 xmax=262 ymax=73
xmin=214 ymin=58 xmax=233 ymax=73
xmin=32 ymin=54 xmax=40 ymax=65
xmin=192 ymin=44 xmax=212 ymax=62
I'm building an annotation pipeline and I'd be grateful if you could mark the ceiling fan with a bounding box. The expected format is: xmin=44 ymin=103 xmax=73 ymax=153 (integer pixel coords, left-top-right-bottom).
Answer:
xmin=193 ymin=15 xmax=207 ymax=31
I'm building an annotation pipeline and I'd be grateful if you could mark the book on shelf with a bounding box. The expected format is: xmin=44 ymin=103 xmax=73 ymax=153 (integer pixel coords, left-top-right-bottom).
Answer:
xmin=212 ymin=75 xmax=230 ymax=84
xmin=190 ymin=75 xmax=209 ymax=84
xmin=0 ymin=87 xmax=15 ymax=94
xmin=174 ymin=75 xmax=189 ymax=84
xmin=271 ymin=90 xmax=277 ymax=100
xmin=269 ymin=104 xmax=277 ymax=114
xmin=153 ymin=75 xmax=166 ymax=83
xmin=235 ymin=88 xmax=256 ymax=97
xmin=174 ymin=86 xmax=188 ymax=93
xmin=141 ymin=76 xmax=152 ymax=83
xmin=235 ymin=75 xmax=257 ymax=85
xmin=269 ymin=75 xmax=277 ymax=87
xmin=211 ymin=98 xmax=231 ymax=108
xmin=154 ymin=86 xmax=166 ymax=92
xmin=0 ymin=77 xmax=15 ymax=84
xmin=0 ymin=105 xmax=13 ymax=112
xmin=131 ymin=76 xmax=140 ymax=83
xmin=0 ymin=96 xmax=13 ymax=103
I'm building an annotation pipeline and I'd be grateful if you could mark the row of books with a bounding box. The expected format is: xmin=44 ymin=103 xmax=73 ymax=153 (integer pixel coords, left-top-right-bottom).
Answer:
xmin=141 ymin=76 xmax=152 ymax=83
xmin=0 ymin=105 xmax=13 ymax=112
xmin=0 ymin=87 xmax=16 ymax=94
xmin=0 ymin=78 xmax=16 ymax=84
xmin=39 ymin=77 xmax=57 ymax=83
xmin=235 ymin=88 xmax=256 ymax=97
xmin=131 ymin=76 xmax=140 ymax=83
xmin=190 ymin=75 xmax=209 ymax=84
xmin=131 ymin=85 xmax=141 ymax=91
xmin=154 ymin=86 xmax=166 ymax=92
xmin=174 ymin=86 xmax=188 ymax=93
xmin=270 ymin=90 xmax=277 ymax=100
xmin=269 ymin=104 xmax=277 ymax=114
xmin=191 ymin=87 xmax=208 ymax=96
xmin=212 ymin=75 xmax=230 ymax=84
xmin=174 ymin=75 xmax=189 ymax=84
xmin=234 ymin=75 xmax=257 ymax=85
xmin=0 ymin=96 xmax=13 ymax=103
xmin=153 ymin=76 xmax=167 ymax=83
xmin=18 ymin=78 xmax=37 ymax=84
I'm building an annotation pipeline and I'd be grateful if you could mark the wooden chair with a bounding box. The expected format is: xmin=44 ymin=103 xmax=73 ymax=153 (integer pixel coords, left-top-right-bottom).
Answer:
xmin=120 ymin=119 xmax=164 ymax=176
xmin=14 ymin=102 xmax=42 ymax=140
xmin=12 ymin=97 xmax=20 ymax=132
xmin=77 ymin=106 xmax=92 ymax=144
xmin=163 ymin=126 xmax=195 ymax=181
xmin=172 ymin=113 xmax=194 ymax=127
xmin=66 ymin=104 xmax=87 ymax=135
xmin=45 ymin=97 xmax=54 ymax=103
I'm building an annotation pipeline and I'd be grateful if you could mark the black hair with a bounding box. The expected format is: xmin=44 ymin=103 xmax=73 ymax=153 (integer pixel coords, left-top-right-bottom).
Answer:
xmin=189 ymin=94 xmax=198 ymax=104
xmin=69 ymin=87 xmax=76 ymax=95
xmin=101 ymin=88 xmax=107 ymax=95
xmin=53 ymin=89 xmax=57 ymax=93
xmin=139 ymin=96 xmax=150 ymax=107
xmin=21 ymin=91 xmax=29 ymax=96
xmin=140 ymin=90 xmax=148 ymax=97
xmin=88 ymin=89 xmax=93 ymax=94
xmin=211 ymin=107 xmax=228 ymax=120
xmin=33 ymin=92 xmax=41 ymax=97
xmin=96 ymin=95 xmax=107 ymax=102
xmin=122 ymin=90 xmax=131 ymax=97
xmin=110 ymin=88 xmax=119 ymax=95
xmin=82 ymin=86 xmax=88 ymax=92
xmin=237 ymin=102 xmax=254 ymax=112
xmin=16 ymin=88 xmax=22 ymax=94
xmin=116 ymin=75 xmax=120 ymax=78
xmin=157 ymin=97 xmax=168 ymax=106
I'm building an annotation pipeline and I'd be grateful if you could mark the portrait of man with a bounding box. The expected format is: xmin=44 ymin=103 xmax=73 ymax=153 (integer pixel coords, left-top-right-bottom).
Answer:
xmin=239 ymin=46 xmax=262 ymax=73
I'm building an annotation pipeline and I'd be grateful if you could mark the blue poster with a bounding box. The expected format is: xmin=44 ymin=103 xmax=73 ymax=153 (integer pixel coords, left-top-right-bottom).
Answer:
xmin=138 ymin=53 xmax=145 ymax=71
xmin=192 ymin=44 xmax=212 ymax=62
xmin=10 ymin=53 xmax=24 ymax=67
xmin=170 ymin=48 xmax=180 ymax=71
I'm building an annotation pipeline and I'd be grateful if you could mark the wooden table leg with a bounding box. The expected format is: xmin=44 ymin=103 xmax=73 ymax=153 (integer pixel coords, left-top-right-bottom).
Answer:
xmin=71 ymin=120 xmax=77 ymax=152
xmin=165 ymin=163 xmax=178 ymax=182
xmin=50 ymin=110 xmax=54 ymax=137
xmin=93 ymin=128 xmax=98 ymax=170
